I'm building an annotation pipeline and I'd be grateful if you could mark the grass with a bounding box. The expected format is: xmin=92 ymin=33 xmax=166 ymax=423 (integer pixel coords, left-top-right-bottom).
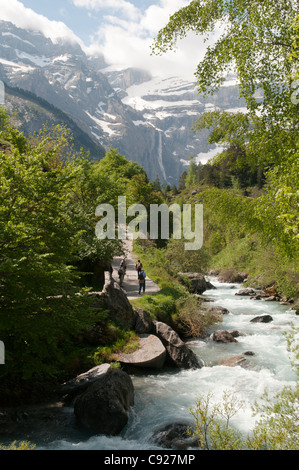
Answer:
xmin=131 ymin=284 xmax=187 ymax=322
xmin=208 ymin=234 xmax=299 ymax=299
xmin=92 ymin=330 xmax=140 ymax=365
xmin=131 ymin=240 xmax=222 ymax=338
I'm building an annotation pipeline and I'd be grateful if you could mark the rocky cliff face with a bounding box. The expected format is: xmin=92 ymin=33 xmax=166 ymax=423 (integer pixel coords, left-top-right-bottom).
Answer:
xmin=0 ymin=20 xmax=246 ymax=184
xmin=4 ymin=84 xmax=106 ymax=158
xmin=109 ymin=72 xmax=248 ymax=184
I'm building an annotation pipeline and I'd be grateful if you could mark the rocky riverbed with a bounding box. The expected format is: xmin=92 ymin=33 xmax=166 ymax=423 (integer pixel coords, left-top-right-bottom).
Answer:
xmin=0 ymin=272 xmax=297 ymax=450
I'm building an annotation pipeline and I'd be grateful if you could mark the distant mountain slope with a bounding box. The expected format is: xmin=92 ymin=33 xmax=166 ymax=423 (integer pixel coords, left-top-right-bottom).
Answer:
xmin=0 ymin=20 xmax=247 ymax=184
xmin=106 ymin=70 xmax=246 ymax=178
xmin=0 ymin=21 xmax=173 ymax=181
xmin=3 ymin=83 xmax=106 ymax=159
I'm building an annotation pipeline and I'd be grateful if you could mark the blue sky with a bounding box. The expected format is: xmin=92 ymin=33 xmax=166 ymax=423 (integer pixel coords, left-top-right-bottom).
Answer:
xmin=17 ymin=1 xmax=97 ymax=44
xmin=18 ymin=1 xmax=155 ymax=38
xmin=17 ymin=0 xmax=154 ymax=44
xmin=0 ymin=0 xmax=215 ymax=78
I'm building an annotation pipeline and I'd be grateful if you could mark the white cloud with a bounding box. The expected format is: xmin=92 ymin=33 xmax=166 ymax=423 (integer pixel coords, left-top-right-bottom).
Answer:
xmin=0 ymin=0 xmax=84 ymax=46
xmin=82 ymin=0 xmax=208 ymax=79
xmin=96 ymin=22 xmax=204 ymax=80
xmin=72 ymin=0 xmax=140 ymax=21
xmin=0 ymin=0 xmax=222 ymax=81
xmin=140 ymin=0 xmax=189 ymax=35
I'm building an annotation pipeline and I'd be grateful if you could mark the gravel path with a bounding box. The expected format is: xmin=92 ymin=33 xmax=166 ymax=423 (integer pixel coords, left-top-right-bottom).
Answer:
xmin=110 ymin=236 xmax=160 ymax=300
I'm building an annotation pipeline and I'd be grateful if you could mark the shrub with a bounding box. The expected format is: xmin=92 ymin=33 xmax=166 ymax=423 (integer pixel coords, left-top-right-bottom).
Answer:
xmin=0 ymin=441 xmax=35 ymax=450
xmin=174 ymin=296 xmax=222 ymax=338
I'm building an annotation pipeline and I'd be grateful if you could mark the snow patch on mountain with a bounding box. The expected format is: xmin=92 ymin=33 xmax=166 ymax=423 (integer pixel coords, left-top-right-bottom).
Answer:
xmin=2 ymin=31 xmax=35 ymax=48
xmin=122 ymin=75 xmax=200 ymax=112
xmin=85 ymin=111 xmax=120 ymax=137
xmin=0 ymin=21 xmax=247 ymax=184
xmin=15 ymin=50 xmax=52 ymax=67
xmin=0 ymin=57 xmax=34 ymax=72
xmin=52 ymin=54 xmax=71 ymax=63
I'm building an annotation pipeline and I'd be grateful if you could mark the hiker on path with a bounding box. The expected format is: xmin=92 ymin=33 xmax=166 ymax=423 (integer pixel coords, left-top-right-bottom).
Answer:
xmin=138 ymin=268 xmax=146 ymax=295
xmin=136 ymin=260 xmax=143 ymax=279
xmin=122 ymin=258 xmax=127 ymax=275
xmin=118 ymin=263 xmax=125 ymax=286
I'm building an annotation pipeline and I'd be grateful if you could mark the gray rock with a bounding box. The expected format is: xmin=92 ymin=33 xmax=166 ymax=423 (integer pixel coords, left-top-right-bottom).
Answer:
xmin=152 ymin=422 xmax=198 ymax=450
xmin=250 ymin=314 xmax=273 ymax=323
xmin=0 ymin=20 xmax=249 ymax=185
xmin=117 ymin=334 xmax=166 ymax=369
xmin=178 ymin=272 xmax=216 ymax=295
xmin=89 ymin=279 xmax=136 ymax=329
xmin=134 ymin=308 xmax=154 ymax=334
xmin=154 ymin=321 xmax=201 ymax=369
xmin=235 ymin=288 xmax=256 ymax=296
xmin=207 ymin=306 xmax=230 ymax=316
xmin=212 ymin=330 xmax=238 ymax=343
xmin=218 ymin=270 xmax=248 ymax=283
xmin=229 ymin=330 xmax=245 ymax=338
xmin=218 ymin=355 xmax=256 ymax=369
xmin=74 ymin=368 xmax=134 ymax=435
xmin=61 ymin=364 xmax=111 ymax=397
xmin=243 ymin=350 xmax=255 ymax=356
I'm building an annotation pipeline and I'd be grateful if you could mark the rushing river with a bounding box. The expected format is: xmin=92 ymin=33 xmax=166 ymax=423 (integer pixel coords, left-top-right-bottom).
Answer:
xmin=38 ymin=278 xmax=298 ymax=450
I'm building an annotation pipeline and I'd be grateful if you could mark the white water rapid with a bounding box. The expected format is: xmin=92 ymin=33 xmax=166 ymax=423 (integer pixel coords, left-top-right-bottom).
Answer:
xmin=39 ymin=278 xmax=298 ymax=450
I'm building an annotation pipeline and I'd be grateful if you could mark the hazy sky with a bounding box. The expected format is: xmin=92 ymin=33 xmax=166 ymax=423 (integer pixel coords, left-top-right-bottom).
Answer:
xmin=0 ymin=0 xmax=218 ymax=79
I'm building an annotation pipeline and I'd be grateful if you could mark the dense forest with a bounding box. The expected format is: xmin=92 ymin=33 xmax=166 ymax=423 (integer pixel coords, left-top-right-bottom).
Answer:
xmin=0 ymin=109 xmax=166 ymax=402
xmin=0 ymin=91 xmax=298 ymax=401
xmin=150 ymin=0 xmax=299 ymax=297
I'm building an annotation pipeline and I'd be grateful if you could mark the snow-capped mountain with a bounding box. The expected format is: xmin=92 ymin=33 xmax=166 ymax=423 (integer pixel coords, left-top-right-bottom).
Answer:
xmin=0 ymin=20 xmax=246 ymax=184
xmin=96 ymin=68 xmax=245 ymax=182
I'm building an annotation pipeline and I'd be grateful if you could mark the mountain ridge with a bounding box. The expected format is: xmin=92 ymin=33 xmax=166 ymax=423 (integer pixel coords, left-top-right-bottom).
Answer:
xmin=0 ymin=20 xmax=246 ymax=183
xmin=3 ymin=82 xmax=106 ymax=158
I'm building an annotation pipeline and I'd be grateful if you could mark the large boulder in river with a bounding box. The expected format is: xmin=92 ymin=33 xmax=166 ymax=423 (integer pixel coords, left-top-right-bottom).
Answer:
xmin=217 ymin=269 xmax=248 ymax=283
xmin=177 ymin=272 xmax=216 ymax=295
xmin=88 ymin=279 xmax=135 ymax=329
xmin=117 ymin=334 xmax=166 ymax=369
xmin=250 ymin=314 xmax=273 ymax=323
xmin=207 ymin=306 xmax=230 ymax=316
xmin=154 ymin=321 xmax=201 ymax=369
xmin=152 ymin=422 xmax=198 ymax=450
xmin=212 ymin=330 xmax=238 ymax=343
xmin=218 ymin=355 xmax=256 ymax=369
xmin=74 ymin=368 xmax=134 ymax=435
xmin=235 ymin=288 xmax=256 ymax=296
xmin=61 ymin=364 xmax=111 ymax=399
xmin=134 ymin=308 xmax=154 ymax=334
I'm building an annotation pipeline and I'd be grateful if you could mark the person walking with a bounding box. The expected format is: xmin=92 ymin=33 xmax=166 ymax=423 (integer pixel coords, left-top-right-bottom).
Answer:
xmin=138 ymin=268 xmax=146 ymax=295
xmin=122 ymin=258 xmax=127 ymax=275
xmin=118 ymin=263 xmax=125 ymax=287
xmin=136 ymin=260 xmax=143 ymax=279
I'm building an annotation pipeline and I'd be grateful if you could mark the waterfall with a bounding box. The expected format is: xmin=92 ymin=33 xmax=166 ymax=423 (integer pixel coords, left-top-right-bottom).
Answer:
xmin=157 ymin=131 xmax=166 ymax=181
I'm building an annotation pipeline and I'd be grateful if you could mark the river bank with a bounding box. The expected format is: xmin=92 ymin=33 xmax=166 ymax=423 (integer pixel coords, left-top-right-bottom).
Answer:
xmin=0 ymin=275 xmax=297 ymax=450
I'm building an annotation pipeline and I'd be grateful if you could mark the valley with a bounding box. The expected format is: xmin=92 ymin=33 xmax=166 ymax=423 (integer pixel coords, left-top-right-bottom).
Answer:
xmin=0 ymin=20 xmax=246 ymax=184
